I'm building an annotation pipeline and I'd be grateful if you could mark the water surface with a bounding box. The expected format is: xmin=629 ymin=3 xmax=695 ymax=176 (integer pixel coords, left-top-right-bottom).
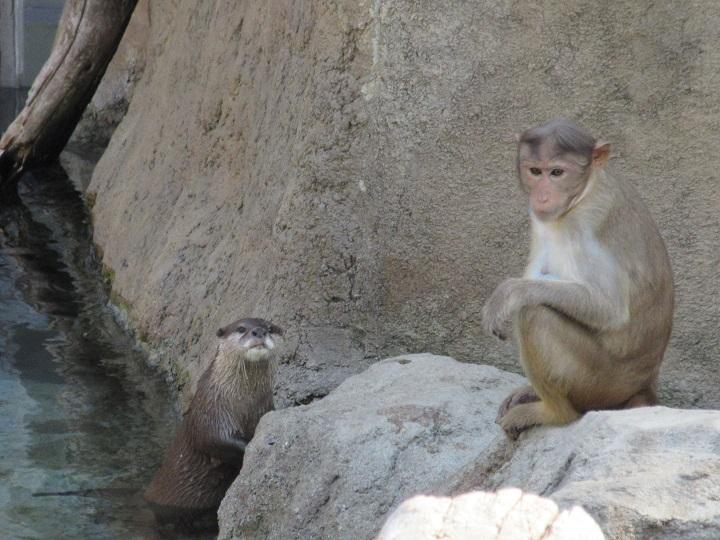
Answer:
xmin=0 ymin=89 xmax=193 ymax=539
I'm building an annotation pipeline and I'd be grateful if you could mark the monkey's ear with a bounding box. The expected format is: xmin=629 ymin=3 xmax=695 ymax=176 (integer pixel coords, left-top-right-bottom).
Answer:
xmin=592 ymin=141 xmax=611 ymax=168
xmin=216 ymin=328 xmax=226 ymax=338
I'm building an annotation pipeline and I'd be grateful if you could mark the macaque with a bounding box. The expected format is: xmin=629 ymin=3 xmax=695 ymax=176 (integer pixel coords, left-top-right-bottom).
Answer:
xmin=483 ymin=118 xmax=674 ymax=437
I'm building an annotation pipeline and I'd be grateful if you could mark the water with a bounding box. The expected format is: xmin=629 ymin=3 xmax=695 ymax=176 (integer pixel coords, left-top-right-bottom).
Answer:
xmin=0 ymin=89 xmax=197 ymax=538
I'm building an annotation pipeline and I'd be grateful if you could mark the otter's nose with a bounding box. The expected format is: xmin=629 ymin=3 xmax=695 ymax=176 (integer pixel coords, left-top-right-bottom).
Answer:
xmin=251 ymin=327 xmax=267 ymax=338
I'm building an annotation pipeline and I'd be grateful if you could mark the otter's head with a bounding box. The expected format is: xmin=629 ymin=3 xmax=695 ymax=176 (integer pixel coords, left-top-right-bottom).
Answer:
xmin=216 ymin=318 xmax=283 ymax=363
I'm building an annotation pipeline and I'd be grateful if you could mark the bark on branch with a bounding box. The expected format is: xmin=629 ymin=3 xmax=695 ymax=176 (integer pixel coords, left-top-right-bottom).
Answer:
xmin=0 ymin=0 xmax=138 ymax=200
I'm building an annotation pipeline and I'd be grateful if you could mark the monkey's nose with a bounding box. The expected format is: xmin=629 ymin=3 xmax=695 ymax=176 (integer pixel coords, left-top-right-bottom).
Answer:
xmin=251 ymin=328 xmax=267 ymax=338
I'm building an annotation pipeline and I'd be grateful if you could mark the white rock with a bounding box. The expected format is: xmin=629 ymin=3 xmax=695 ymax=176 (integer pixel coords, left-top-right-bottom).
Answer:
xmin=377 ymin=489 xmax=605 ymax=540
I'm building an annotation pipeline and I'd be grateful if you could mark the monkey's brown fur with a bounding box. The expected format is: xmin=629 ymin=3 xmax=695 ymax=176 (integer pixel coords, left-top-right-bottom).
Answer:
xmin=144 ymin=318 xmax=280 ymax=517
xmin=483 ymin=118 xmax=674 ymax=437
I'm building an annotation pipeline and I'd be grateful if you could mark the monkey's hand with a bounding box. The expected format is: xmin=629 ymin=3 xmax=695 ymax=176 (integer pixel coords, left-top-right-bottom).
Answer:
xmin=482 ymin=278 xmax=525 ymax=340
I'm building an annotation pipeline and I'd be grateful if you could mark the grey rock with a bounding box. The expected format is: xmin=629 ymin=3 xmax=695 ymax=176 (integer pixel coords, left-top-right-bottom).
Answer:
xmin=218 ymin=355 xmax=720 ymax=539
xmin=472 ymin=407 xmax=720 ymax=540
xmin=217 ymin=354 xmax=522 ymax=540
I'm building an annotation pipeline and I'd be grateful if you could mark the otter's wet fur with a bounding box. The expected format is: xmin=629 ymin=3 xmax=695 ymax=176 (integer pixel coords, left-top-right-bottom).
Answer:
xmin=143 ymin=318 xmax=282 ymax=518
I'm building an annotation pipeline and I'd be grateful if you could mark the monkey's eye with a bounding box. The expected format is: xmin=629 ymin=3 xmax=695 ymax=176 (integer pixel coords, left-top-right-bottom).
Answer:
xmin=550 ymin=168 xmax=564 ymax=177
xmin=235 ymin=326 xmax=246 ymax=334
xmin=529 ymin=167 xmax=542 ymax=176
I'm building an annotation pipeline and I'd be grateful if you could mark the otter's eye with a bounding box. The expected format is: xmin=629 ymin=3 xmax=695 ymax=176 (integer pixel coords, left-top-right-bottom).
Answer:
xmin=529 ymin=167 xmax=542 ymax=176
xmin=269 ymin=324 xmax=283 ymax=336
xmin=550 ymin=168 xmax=564 ymax=177
xmin=235 ymin=326 xmax=246 ymax=334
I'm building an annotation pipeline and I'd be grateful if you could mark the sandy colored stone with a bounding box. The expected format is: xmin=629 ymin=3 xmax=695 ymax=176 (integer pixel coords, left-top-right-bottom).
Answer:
xmin=70 ymin=0 xmax=150 ymax=147
xmin=87 ymin=1 xmax=720 ymax=409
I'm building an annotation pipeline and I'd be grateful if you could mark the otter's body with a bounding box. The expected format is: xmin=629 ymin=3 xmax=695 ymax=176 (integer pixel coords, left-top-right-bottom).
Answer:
xmin=144 ymin=318 xmax=281 ymax=516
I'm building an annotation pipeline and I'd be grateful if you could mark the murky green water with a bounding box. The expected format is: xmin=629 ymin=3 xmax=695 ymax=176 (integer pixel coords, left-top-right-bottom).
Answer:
xmin=0 ymin=89 xmax=201 ymax=539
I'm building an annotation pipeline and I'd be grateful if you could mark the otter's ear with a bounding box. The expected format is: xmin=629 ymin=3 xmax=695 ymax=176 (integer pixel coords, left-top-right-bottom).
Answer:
xmin=216 ymin=328 xmax=226 ymax=338
xmin=270 ymin=324 xmax=284 ymax=336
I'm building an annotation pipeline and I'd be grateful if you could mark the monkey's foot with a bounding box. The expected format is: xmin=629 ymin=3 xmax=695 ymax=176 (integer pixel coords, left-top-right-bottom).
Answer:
xmin=623 ymin=388 xmax=659 ymax=409
xmin=495 ymin=385 xmax=540 ymax=424
xmin=498 ymin=403 xmax=541 ymax=440
xmin=499 ymin=399 xmax=580 ymax=440
xmin=498 ymin=410 xmax=537 ymax=440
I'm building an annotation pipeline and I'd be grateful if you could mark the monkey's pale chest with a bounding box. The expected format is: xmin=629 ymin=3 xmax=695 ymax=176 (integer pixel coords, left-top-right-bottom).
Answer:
xmin=526 ymin=223 xmax=606 ymax=282
xmin=527 ymin=246 xmax=575 ymax=281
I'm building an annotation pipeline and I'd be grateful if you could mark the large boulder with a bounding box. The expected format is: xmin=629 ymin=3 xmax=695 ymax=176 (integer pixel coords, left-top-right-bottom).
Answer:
xmin=217 ymin=354 xmax=523 ymax=539
xmin=462 ymin=407 xmax=720 ymax=540
xmin=86 ymin=0 xmax=720 ymax=407
xmin=217 ymin=355 xmax=720 ymax=540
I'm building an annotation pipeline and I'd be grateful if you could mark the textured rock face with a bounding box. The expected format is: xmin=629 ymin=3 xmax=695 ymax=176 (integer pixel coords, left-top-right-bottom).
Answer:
xmin=70 ymin=0 xmax=150 ymax=148
xmin=88 ymin=1 xmax=720 ymax=406
xmin=377 ymin=490 xmax=605 ymax=540
xmin=216 ymin=355 xmax=720 ymax=540
xmin=217 ymin=354 xmax=523 ymax=540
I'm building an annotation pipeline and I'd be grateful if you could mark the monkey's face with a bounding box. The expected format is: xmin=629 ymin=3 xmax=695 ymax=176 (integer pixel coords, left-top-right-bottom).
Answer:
xmin=216 ymin=318 xmax=284 ymax=362
xmin=518 ymin=144 xmax=590 ymax=221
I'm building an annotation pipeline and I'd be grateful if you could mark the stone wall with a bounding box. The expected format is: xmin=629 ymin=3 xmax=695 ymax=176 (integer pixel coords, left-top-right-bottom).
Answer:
xmin=88 ymin=0 xmax=720 ymax=407
xmin=70 ymin=0 xmax=150 ymax=148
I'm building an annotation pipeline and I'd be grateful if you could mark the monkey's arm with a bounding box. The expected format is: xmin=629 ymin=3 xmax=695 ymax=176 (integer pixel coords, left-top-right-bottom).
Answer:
xmin=483 ymin=277 xmax=624 ymax=339
xmin=199 ymin=435 xmax=249 ymax=468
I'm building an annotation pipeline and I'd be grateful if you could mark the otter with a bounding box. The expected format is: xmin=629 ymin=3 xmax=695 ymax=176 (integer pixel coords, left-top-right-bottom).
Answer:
xmin=143 ymin=317 xmax=282 ymax=520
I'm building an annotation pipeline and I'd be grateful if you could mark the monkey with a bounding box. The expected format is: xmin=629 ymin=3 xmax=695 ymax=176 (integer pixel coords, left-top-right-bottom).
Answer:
xmin=482 ymin=118 xmax=674 ymax=438
xmin=143 ymin=317 xmax=283 ymax=524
